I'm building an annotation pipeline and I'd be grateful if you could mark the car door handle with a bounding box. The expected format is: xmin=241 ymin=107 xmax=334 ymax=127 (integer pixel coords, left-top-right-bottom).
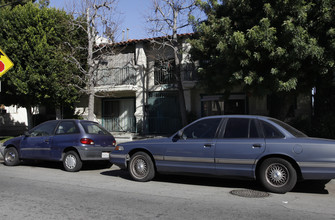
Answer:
xmin=44 ymin=139 xmax=49 ymax=143
xmin=204 ymin=144 xmax=214 ymax=148
xmin=252 ymin=144 xmax=262 ymax=148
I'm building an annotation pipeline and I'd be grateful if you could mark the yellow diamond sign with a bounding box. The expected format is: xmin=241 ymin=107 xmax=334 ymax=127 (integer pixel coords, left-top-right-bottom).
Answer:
xmin=0 ymin=48 xmax=14 ymax=77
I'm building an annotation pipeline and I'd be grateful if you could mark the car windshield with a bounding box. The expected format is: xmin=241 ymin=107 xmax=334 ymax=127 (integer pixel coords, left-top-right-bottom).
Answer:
xmin=269 ymin=118 xmax=307 ymax=138
xmin=80 ymin=121 xmax=111 ymax=135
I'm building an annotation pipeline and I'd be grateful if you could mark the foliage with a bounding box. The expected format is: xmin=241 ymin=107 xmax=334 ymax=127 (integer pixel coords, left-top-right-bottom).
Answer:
xmin=0 ymin=2 xmax=80 ymax=126
xmin=190 ymin=0 xmax=335 ymax=113
xmin=0 ymin=136 xmax=13 ymax=143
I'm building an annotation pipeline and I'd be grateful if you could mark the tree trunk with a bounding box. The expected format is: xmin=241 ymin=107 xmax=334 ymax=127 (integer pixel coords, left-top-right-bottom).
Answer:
xmin=26 ymin=106 xmax=33 ymax=130
xmin=55 ymin=107 xmax=62 ymax=120
xmin=86 ymin=7 xmax=96 ymax=121
xmin=87 ymin=90 xmax=95 ymax=121
xmin=174 ymin=51 xmax=187 ymax=126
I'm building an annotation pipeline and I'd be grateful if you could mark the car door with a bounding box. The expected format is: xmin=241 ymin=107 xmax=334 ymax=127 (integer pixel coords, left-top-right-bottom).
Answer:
xmin=215 ymin=118 xmax=265 ymax=178
xmin=50 ymin=121 xmax=81 ymax=160
xmin=20 ymin=121 xmax=59 ymax=159
xmin=161 ymin=118 xmax=222 ymax=175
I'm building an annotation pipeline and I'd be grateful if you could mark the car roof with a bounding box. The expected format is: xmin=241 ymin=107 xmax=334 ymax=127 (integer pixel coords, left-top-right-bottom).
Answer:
xmin=199 ymin=115 xmax=271 ymax=120
xmin=40 ymin=119 xmax=98 ymax=124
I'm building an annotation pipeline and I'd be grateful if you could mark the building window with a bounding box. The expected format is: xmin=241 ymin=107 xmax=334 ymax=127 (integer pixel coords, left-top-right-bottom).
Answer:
xmin=201 ymin=94 xmax=247 ymax=116
xmin=154 ymin=59 xmax=176 ymax=85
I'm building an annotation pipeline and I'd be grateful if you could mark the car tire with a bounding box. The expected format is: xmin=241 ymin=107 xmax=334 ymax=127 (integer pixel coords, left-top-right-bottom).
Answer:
xmin=63 ymin=151 xmax=82 ymax=172
xmin=4 ymin=147 xmax=20 ymax=166
xmin=258 ymin=158 xmax=297 ymax=193
xmin=129 ymin=152 xmax=155 ymax=182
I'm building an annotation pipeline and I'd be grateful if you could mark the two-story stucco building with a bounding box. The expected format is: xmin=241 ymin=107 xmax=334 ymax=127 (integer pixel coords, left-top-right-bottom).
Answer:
xmin=74 ymin=34 xmax=311 ymax=142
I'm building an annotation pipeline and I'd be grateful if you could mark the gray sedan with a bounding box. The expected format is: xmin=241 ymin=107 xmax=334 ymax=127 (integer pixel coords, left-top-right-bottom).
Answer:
xmin=110 ymin=115 xmax=335 ymax=193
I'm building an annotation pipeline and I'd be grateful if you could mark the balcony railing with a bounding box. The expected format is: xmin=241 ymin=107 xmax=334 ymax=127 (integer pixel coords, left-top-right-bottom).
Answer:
xmin=102 ymin=116 xmax=136 ymax=132
xmin=97 ymin=67 xmax=136 ymax=86
xmin=154 ymin=63 xmax=198 ymax=85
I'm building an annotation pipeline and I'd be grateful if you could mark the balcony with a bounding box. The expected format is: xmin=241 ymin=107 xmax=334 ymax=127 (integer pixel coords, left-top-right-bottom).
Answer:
xmin=154 ymin=62 xmax=198 ymax=85
xmin=97 ymin=67 xmax=136 ymax=86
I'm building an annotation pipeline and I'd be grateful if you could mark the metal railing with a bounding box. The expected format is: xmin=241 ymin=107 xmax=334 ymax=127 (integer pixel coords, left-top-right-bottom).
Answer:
xmin=154 ymin=63 xmax=198 ymax=85
xmin=102 ymin=116 xmax=136 ymax=132
xmin=97 ymin=67 xmax=136 ymax=86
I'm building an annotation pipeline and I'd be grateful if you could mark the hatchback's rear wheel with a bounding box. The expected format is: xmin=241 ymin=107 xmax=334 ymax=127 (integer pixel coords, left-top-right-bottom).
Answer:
xmin=63 ymin=151 xmax=82 ymax=172
xmin=4 ymin=147 xmax=20 ymax=166
xmin=258 ymin=158 xmax=297 ymax=193
xmin=129 ymin=152 xmax=155 ymax=182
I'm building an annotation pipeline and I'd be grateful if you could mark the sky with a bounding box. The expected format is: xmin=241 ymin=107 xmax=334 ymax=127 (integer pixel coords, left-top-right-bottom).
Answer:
xmin=48 ymin=0 xmax=152 ymax=41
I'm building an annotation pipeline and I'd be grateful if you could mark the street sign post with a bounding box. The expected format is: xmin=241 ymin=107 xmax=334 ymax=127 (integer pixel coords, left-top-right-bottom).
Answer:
xmin=0 ymin=48 xmax=14 ymax=77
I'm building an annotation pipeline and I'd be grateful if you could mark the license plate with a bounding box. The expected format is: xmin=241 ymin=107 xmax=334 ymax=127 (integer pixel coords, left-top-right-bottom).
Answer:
xmin=101 ymin=152 xmax=109 ymax=159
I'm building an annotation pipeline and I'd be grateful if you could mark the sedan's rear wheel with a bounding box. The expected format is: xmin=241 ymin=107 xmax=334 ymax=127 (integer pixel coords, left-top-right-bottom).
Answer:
xmin=129 ymin=152 xmax=155 ymax=182
xmin=4 ymin=147 xmax=20 ymax=166
xmin=63 ymin=151 xmax=82 ymax=172
xmin=259 ymin=158 xmax=297 ymax=193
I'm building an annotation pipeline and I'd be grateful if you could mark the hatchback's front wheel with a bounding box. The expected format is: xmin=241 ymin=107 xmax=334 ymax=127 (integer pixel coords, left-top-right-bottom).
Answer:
xmin=4 ymin=147 xmax=20 ymax=166
xmin=63 ymin=151 xmax=82 ymax=172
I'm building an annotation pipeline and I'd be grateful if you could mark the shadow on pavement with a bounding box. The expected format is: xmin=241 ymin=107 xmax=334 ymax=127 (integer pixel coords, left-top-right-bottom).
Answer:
xmin=101 ymin=168 xmax=330 ymax=195
xmin=1 ymin=160 xmax=112 ymax=171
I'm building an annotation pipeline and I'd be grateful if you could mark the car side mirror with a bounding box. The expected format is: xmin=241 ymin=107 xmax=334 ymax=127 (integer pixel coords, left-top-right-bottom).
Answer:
xmin=172 ymin=130 xmax=183 ymax=142
xmin=24 ymin=131 xmax=30 ymax=137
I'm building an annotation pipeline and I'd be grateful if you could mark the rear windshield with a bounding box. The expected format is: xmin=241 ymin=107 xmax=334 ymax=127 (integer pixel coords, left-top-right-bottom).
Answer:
xmin=80 ymin=121 xmax=111 ymax=135
xmin=268 ymin=118 xmax=307 ymax=138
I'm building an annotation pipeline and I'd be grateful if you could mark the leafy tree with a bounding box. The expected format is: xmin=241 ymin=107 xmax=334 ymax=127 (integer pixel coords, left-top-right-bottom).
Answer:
xmin=0 ymin=2 xmax=80 ymax=128
xmin=0 ymin=0 xmax=37 ymax=9
xmin=190 ymin=0 xmax=335 ymax=120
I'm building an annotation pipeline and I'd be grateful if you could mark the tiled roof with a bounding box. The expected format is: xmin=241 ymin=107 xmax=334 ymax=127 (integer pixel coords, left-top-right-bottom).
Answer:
xmin=98 ymin=33 xmax=194 ymax=47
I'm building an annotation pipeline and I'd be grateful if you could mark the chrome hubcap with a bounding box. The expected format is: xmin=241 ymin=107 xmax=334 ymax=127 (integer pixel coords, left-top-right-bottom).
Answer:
xmin=5 ymin=151 xmax=16 ymax=162
xmin=65 ymin=155 xmax=76 ymax=169
xmin=266 ymin=163 xmax=289 ymax=187
xmin=132 ymin=157 xmax=148 ymax=178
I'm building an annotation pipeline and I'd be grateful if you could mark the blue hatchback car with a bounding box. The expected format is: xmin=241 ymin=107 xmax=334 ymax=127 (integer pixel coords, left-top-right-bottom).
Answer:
xmin=1 ymin=119 xmax=116 ymax=172
xmin=110 ymin=115 xmax=335 ymax=193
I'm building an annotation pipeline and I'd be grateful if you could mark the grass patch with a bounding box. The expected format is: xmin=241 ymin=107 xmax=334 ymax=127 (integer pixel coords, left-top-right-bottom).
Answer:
xmin=0 ymin=137 xmax=14 ymax=143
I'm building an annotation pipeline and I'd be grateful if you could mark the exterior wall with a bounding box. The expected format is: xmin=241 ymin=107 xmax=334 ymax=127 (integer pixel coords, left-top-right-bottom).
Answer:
xmin=134 ymin=42 xmax=147 ymax=133
xmin=0 ymin=105 xmax=28 ymax=136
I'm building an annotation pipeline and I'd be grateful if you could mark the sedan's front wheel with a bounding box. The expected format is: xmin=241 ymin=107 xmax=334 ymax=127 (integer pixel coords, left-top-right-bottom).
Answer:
xmin=63 ymin=151 xmax=82 ymax=172
xmin=4 ymin=147 xmax=20 ymax=166
xmin=258 ymin=158 xmax=297 ymax=193
xmin=129 ymin=152 xmax=155 ymax=182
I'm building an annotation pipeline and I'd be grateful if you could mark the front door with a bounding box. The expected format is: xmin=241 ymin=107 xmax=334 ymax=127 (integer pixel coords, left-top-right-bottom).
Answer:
xmin=20 ymin=120 xmax=58 ymax=159
xmin=160 ymin=118 xmax=222 ymax=174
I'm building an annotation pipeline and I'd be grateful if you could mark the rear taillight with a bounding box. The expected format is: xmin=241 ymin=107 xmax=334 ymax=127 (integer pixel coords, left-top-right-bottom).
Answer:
xmin=80 ymin=138 xmax=95 ymax=145
xmin=112 ymin=140 xmax=116 ymax=146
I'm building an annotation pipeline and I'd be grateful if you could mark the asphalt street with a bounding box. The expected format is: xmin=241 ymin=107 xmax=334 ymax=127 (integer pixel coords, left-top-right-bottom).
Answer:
xmin=0 ymin=156 xmax=335 ymax=220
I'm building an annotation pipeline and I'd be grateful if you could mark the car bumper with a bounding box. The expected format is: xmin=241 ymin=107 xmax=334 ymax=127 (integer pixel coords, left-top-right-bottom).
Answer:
xmin=110 ymin=153 xmax=129 ymax=169
xmin=75 ymin=146 xmax=115 ymax=161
